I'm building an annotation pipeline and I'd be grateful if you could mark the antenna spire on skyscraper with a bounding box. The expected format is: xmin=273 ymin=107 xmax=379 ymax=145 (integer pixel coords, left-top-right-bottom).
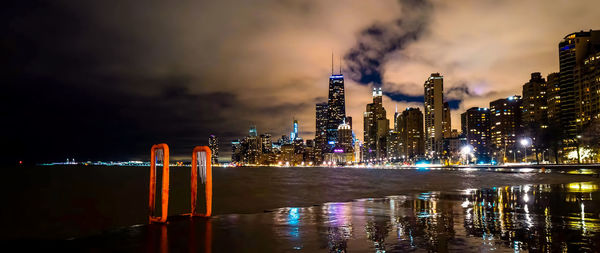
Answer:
xmin=331 ymin=51 xmax=334 ymax=75
xmin=339 ymin=55 xmax=342 ymax=74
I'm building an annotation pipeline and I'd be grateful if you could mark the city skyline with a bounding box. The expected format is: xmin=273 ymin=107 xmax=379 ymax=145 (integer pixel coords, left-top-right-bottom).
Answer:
xmin=4 ymin=0 xmax=600 ymax=163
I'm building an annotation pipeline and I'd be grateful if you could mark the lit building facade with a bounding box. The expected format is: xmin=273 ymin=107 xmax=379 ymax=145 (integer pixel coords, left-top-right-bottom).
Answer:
xmin=490 ymin=96 xmax=523 ymax=162
xmin=398 ymin=107 xmax=425 ymax=159
xmin=290 ymin=119 xmax=299 ymax=143
xmin=315 ymin=102 xmax=328 ymax=162
xmin=424 ymin=73 xmax=444 ymax=156
xmin=208 ymin=135 xmax=219 ymax=164
xmin=326 ymin=74 xmax=346 ymax=148
xmin=575 ymin=51 xmax=600 ymax=129
xmin=363 ymin=88 xmax=389 ymax=162
xmin=442 ymin=102 xmax=452 ymax=138
xmin=546 ymin=72 xmax=561 ymax=128
xmin=558 ymin=30 xmax=600 ymax=138
xmin=522 ymin=72 xmax=548 ymax=131
xmin=260 ymin=133 xmax=272 ymax=154
xmin=461 ymin=107 xmax=491 ymax=161
xmin=336 ymin=121 xmax=353 ymax=153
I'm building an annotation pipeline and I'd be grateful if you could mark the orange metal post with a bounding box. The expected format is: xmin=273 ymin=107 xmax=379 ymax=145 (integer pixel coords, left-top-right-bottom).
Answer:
xmin=191 ymin=146 xmax=212 ymax=217
xmin=149 ymin=143 xmax=170 ymax=223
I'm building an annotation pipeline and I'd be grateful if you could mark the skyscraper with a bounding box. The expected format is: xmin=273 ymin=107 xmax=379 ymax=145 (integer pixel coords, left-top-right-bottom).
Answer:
xmin=249 ymin=125 xmax=258 ymax=137
xmin=290 ymin=119 xmax=299 ymax=143
xmin=208 ymin=135 xmax=219 ymax=164
xmin=231 ymin=139 xmax=242 ymax=164
xmin=260 ymin=133 xmax=272 ymax=153
xmin=246 ymin=125 xmax=261 ymax=164
xmin=363 ymin=88 xmax=389 ymax=162
xmin=522 ymin=72 xmax=549 ymax=135
xmin=558 ymin=30 xmax=600 ymax=138
xmin=546 ymin=72 xmax=561 ymax=127
xmin=461 ymin=107 xmax=490 ymax=160
xmin=490 ymin=96 xmax=523 ymax=162
xmin=326 ymin=74 xmax=346 ymax=147
xmin=314 ymin=102 xmax=328 ymax=162
xmin=424 ymin=73 xmax=444 ymax=156
xmin=442 ymin=101 xmax=452 ymax=138
xmin=336 ymin=121 xmax=353 ymax=153
xmin=575 ymin=51 xmax=600 ymax=129
xmin=398 ymin=108 xmax=425 ymax=158
xmin=316 ymin=103 xmax=328 ymax=136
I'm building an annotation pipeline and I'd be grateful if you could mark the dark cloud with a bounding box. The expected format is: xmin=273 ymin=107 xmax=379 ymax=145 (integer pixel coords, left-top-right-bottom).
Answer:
xmin=444 ymin=83 xmax=472 ymax=100
xmin=344 ymin=0 xmax=432 ymax=85
xmin=383 ymin=91 xmax=424 ymax=103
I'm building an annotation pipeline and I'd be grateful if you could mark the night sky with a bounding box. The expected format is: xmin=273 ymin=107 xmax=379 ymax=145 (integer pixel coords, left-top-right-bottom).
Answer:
xmin=3 ymin=0 xmax=600 ymax=163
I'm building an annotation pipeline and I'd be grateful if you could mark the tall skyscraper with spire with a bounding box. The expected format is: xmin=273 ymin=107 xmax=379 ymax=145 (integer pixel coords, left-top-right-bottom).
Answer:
xmin=326 ymin=54 xmax=346 ymax=149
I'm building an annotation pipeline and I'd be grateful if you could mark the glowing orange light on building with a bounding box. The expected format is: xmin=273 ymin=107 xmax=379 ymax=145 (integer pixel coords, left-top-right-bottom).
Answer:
xmin=149 ymin=143 xmax=170 ymax=223
xmin=190 ymin=146 xmax=213 ymax=217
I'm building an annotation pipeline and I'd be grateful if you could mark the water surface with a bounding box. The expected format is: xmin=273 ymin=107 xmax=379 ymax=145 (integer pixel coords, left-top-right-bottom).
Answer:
xmin=1 ymin=165 xmax=598 ymax=241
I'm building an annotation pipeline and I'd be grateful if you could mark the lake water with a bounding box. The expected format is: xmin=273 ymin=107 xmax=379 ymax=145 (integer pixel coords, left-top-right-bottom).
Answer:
xmin=2 ymin=165 xmax=599 ymax=251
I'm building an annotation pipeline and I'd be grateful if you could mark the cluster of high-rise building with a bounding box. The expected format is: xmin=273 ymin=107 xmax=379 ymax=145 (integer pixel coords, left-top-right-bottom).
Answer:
xmin=459 ymin=30 xmax=600 ymax=164
xmin=225 ymin=30 xmax=600 ymax=166
xmin=229 ymin=58 xmax=359 ymax=166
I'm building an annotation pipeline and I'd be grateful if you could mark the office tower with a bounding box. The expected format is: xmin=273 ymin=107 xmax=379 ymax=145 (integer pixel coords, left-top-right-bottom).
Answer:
xmin=546 ymin=72 xmax=561 ymax=127
xmin=442 ymin=102 xmax=452 ymax=138
xmin=490 ymin=96 xmax=523 ymax=161
xmin=231 ymin=140 xmax=242 ymax=164
xmin=387 ymin=130 xmax=401 ymax=161
xmin=246 ymin=126 xmax=261 ymax=164
xmin=336 ymin=121 xmax=353 ymax=152
xmin=558 ymin=30 xmax=600 ymax=137
xmin=575 ymin=51 xmax=600 ymax=128
xmin=363 ymin=88 xmax=389 ymax=161
xmin=208 ymin=135 xmax=219 ymax=164
xmin=398 ymin=108 xmax=425 ymax=158
xmin=326 ymin=73 xmax=346 ymax=147
xmin=249 ymin=125 xmax=258 ymax=137
xmin=461 ymin=107 xmax=491 ymax=160
xmin=424 ymin=73 xmax=444 ymax=156
xmin=260 ymin=133 xmax=272 ymax=153
xmin=290 ymin=119 xmax=299 ymax=142
xmin=315 ymin=102 xmax=328 ymax=161
xmin=522 ymin=72 xmax=548 ymax=130
xmin=389 ymin=105 xmax=402 ymax=160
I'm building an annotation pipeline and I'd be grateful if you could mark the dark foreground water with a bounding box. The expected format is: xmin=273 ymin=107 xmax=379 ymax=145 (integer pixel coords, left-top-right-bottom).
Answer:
xmin=2 ymin=166 xmax=599 ymax=251
xmin=67 ymin=183 xmax=599 ymax=252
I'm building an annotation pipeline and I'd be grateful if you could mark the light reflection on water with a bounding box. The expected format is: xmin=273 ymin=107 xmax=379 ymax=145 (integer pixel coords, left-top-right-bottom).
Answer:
xmin=68 ymin=181 xmax=600 ymax=252
xmin=264 ymin=181 xmax=600 ymax=252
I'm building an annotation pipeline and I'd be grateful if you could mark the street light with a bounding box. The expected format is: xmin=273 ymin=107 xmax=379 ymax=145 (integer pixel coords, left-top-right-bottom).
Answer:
xmin=461 ymin=145 xmax=473 ymax=165
xmin=520 ymin=138 xmax=530 ymax=163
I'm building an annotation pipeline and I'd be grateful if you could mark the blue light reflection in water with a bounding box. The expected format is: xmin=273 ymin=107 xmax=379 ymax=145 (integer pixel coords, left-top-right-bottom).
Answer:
xmin=288 ymin=208 xmax=300 ymax=239
xmin=288 ymin=208 xmax=299 ymax=226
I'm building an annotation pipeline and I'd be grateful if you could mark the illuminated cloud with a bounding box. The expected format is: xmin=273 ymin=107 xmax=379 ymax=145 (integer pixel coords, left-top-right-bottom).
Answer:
xmin=3 ymin=0 xmax=600 ymax=161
